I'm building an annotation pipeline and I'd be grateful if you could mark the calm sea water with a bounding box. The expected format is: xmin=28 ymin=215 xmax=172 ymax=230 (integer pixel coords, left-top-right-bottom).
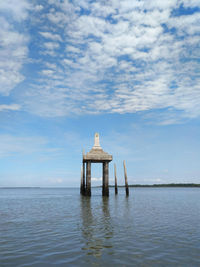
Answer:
xmin=0 ymin=187 xmax=199 ymax=266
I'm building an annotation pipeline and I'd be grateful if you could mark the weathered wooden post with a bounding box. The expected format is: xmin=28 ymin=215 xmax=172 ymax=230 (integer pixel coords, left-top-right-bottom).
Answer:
xmin=114 ymin=163 xmax=118 ymax=195
xmin=86 ymin=161 xmax=91 ymax=196
xmin=123 ymin=160 xmax=129 ymax=196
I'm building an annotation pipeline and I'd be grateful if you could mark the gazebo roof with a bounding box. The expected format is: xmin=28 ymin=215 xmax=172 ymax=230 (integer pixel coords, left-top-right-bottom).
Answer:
xmin=83 ymin=133 xmax=112 ymax=163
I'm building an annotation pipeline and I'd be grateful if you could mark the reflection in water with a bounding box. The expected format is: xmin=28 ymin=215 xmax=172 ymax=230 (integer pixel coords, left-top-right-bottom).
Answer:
xmin=1 ymin=188 xmax=200 ymax=266
xmin=125 ymin=195 xmax=130 ymax=213
xmin=102 ymin=197 xmax=113 ymax=241
xmin=80 ymin=196 xmax=113 ymax=258
xmin=124 ymin=196 xmax=133 ymax=229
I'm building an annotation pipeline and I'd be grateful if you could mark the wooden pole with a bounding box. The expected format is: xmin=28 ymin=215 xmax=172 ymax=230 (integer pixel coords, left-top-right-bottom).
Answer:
xmin=114 ymin=163 xmax=118 ymax=195
xmin=123 ymin=160 xmax=129 ymax=196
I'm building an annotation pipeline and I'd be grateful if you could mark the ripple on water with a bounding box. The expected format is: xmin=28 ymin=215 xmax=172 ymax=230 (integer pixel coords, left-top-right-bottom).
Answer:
xmin=0 ymin=188 xmax=200 ymax=266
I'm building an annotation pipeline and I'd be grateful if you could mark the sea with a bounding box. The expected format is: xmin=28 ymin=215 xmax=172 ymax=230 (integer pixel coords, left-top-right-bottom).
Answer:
xmin=0 ymin=187 xmax=199 ymax=266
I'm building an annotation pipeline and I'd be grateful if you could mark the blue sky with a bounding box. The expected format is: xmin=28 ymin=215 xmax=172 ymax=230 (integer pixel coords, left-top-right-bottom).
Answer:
xmin=0 ymin=0 xmax=200 ymax=187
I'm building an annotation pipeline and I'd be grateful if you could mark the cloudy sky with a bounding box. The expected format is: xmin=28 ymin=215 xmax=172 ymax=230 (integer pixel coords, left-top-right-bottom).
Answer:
xmin=0 ymin=0 xmax=200 ymax=187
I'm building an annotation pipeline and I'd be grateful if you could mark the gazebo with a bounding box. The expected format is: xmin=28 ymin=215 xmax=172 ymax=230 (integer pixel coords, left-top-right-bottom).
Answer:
xmin=81 ymin=133 xmax=112 ymax=196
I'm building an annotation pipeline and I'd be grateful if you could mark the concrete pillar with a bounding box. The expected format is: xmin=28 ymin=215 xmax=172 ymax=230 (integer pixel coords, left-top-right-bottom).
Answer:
xmin=82 ymin=162 xmax=85 ymax=195
xmin=102 ymin=162 xmax=109 ymax=196
xmin=86 ymin=161 xmax=91 ymax=196
xmin=102 ymin=163 xmax=105 ymax=195
xmin=80 ymin=165 xmax=83 ymax=194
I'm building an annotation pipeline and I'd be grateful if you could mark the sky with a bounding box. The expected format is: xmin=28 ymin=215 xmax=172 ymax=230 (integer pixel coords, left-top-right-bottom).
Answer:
xmin=0 ymin=0 xmax=200 ymax=187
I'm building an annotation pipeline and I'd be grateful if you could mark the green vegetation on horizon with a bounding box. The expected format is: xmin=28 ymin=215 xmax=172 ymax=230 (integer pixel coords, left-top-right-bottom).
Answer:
xmin=109 ymin=183 xmax=200 ymax=187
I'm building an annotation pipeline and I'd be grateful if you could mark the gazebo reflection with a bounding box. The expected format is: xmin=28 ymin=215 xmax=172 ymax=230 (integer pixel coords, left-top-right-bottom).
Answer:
xmin=80 ymin=195 xmax=113 ymax=258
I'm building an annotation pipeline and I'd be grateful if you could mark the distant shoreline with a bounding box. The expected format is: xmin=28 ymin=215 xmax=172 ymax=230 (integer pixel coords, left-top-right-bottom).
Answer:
xmin=1 ymin=183 xmax=200 ymax=189
xmin=0 ymin=187 xmax=41 ymax=189
xmin=110 ymin=183 xmax=200 ymax=187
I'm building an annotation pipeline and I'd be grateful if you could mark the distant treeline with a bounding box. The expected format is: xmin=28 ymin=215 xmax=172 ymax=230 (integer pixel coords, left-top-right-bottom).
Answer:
xmin=0 ymin=187 xmax=41 ymax=189
xmin=110 ymin=183 xmax=200 ymax=187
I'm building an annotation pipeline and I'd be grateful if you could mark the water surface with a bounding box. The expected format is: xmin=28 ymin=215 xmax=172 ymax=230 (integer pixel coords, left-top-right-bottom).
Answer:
xmin=0 ymin=187 xmax=199 ymax=266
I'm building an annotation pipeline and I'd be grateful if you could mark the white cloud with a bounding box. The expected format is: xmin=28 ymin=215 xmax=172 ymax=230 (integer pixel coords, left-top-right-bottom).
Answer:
xmin=182 ymin=0 xmax=200 ymax=8
xmin=5 ymin=0 xmax=199 ymax=122
xmin=0 ymin=0 xmax=31 ymax=21
xmin=47 ymin=11 xmax=71 ymax=26
xmin=44 ymin=42 xmax=60 ymax=50
xmin=92 ymin=177 xmax=102 ymax=181
xmin=35 ymin=5 xmax=44 ymax=12
xmin=0 ymin=1 xmax=30 ymax=96
xmin=0 ymin=104 xmax=21 ymax=112
xmin=39 ymin=31 xmax=62 ymax=41
xmin=66 ymin=45 xmax=81 ymax=54
xmin=41 ymin=69 xmax=55 ymax=76
xmin=45 ymin=62 xmax=57 ymax=69
xmin=143 ymin=0 xmax=177 ymax=10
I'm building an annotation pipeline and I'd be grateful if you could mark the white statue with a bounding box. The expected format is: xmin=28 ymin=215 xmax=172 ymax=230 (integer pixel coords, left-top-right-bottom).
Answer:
xmin=93 ymin=133 xmax=101 ymax=149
